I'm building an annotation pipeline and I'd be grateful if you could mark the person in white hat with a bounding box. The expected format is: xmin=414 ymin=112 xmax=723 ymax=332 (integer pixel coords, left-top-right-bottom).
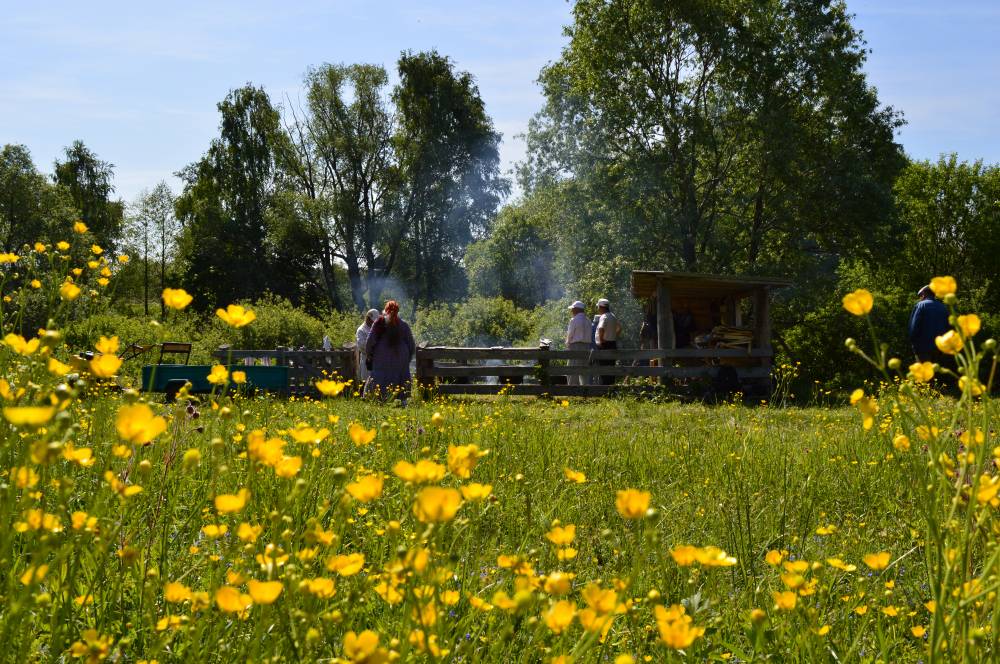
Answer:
xmin=355 ymin=308 xmax=381 ymax=386
xmin=565 ymin=300 xmax=591 ymax=386
xmin=595 ymin=298 xmax=622 ymax=385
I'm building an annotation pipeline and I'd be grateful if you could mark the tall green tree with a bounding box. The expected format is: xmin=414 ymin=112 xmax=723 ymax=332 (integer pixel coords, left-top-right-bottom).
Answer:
xmin=393 ymin=50 xmax=508 ymax=311
xmin=280 ymin=53 xmax=507 ymax=312
xmin=281 ymin=63 xmax=402 ymax=311
xmin=0 ymin=144 xmax=76 ymax=251
xmin=524 ymin=0 xmax=905 ymax=289
xmin=175 ymin=85 xmax=287 ymax=308
xmin=891 ymin=155 xmax=1000 ymax=310
xmin=126 ymin=182 xmax=177 ymax=316
xmin=53 ymin=140 xmax=124 ymax=251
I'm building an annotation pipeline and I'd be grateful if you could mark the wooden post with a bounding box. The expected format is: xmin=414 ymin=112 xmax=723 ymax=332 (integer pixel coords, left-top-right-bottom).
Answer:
xmin=537 ymin=341 xmax=551 ymax=390
xmin=415 ymin=343 xmax=434 ymax=400
xmin=753 ymin=287 xmax=771 ymax=350
xmin=656 ymin=278 xmax=675 ymax=351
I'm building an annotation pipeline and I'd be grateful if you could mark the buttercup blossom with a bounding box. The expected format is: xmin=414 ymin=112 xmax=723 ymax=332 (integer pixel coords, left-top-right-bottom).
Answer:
xmin=615 ymin=488 xmax=650 ymax=519
xmin=216 ymin=304 xmax=256 ymax=327
xmin=841 ymin=289 xmax=874 ymax=316
xmin=162 ymin=288 xmax=193 ymax=310
xmin=929 ymin=275 xmax=956 ymax=298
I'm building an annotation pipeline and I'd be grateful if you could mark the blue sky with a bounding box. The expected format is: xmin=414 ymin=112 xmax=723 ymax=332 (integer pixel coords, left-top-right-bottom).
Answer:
xmin=3 ymin=1 xmax=999 ymax=202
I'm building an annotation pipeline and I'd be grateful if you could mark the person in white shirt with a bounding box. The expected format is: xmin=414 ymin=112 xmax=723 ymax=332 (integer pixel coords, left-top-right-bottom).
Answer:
xmin=595 ymin=298 xmax=622 ymax=385
xmin=565 ymin=300 xmax=591 ymax=386
xmin=355 ymin=309 xmax=380 ymax=386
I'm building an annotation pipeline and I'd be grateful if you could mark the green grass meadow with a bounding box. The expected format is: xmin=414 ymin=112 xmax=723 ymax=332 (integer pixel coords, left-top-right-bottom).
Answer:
xmin=2 ymin=390 xmax=960 ymax=663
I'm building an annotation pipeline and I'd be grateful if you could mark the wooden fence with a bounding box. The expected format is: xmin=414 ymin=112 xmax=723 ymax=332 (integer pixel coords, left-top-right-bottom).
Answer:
xmin=414 ymin=344 xmax=772 ymax=397
xmin=212 ymin=345 xmax=357 ymax=395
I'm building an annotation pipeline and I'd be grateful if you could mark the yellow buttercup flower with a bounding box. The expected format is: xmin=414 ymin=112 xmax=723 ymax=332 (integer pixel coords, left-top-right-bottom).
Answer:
xmin=162 ymin=288 xmax=193 ymax=310
xmin=164 ymin=581 xmax=192 ymax=603
xmin=116 ymin=403 xmax=167 ymax=445
xmin=564 ymin=467 xmax=587 ymax=483
xmin=90 ymin=244 xmax=103 ymax=255
xmin=3 ymin=406 xmax=56 ymax=426
xmin=232 ymin=371 xmax=247 ymax=385
xmin=90 ymin=353 xmax=122 ymax=378
xmin=206 ymin=364 xmax=229 ymax=385
xmin=841 ymin=289 xmax=874 ymax=316
xmin=48 ymin=357 xmax=71 ymax=376
xmin=346 ymin=474 xmax=383 ymax=502
xmin=288 ymin=424 xmax=329 ymax=444
xmin=546 ymin=524 xmax=576 ymax=546
xmin=544 ymin=600 xmax=576 ymax=634
xmin=95 ymin=335 xmax=120 ymax=355
xmin=348 ymin=422 xmax=377 ymax=446
xmin=929 ymin=275 xmax=956 ymax=298
xmin=73 ymin=220 xmax=89 ymax=233
xmin=215 ymin=488 xmax=250 ymax=514
xmin=0 ymin=252 xmax=19 ymax=263
xmin=863 ymin=551 xmax=891 ymax=571
xmin=448 ymin=443 xmax=487 ymax=478
xmin=302 ymin=577 xmax=336 ymax=598
xmin=315 ymin=379 xmax=346 ymax=397
xmin=274 ymin=455 xmax=302 ymax=478
xmin=393 ymin=459 xmax=446 ymax=483
xmin=908 ymin=361 xmax=934 ymax=382
xmin=460 ymin=482 xmax=493 ymax=501
xmin=326 ymin=553 xmax=365 ymax=576
xmin=216 ymin=304 xmax=256 ymax=327
xmin=60 ymin=281 xmax=82 ymax=301
xmin=615 ymin=488 xmax=650 ymax=519
xmin=215 ymin=586 xmax=253 ymax=615
xmin=413 ymin=486 xmax=463 ymax=523
xmin=935 ymin=330 xmax=963 ymax=355
xmin=772 ymin=590 xmax=797 ymax=611
xmin=247 ymin=580 xmax=283 ymax=604
xmin=4 ymin=333 xmax=40 ymax=356
xmin=956 ymin=313 xmax=980 ymax=339
xmin=343 ymin=630 xmax=383 ymax=663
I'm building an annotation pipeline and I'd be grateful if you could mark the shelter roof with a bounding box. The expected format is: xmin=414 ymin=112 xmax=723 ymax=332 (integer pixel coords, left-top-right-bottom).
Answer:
xmin=630 ymin=270 xmax=792 ymax=299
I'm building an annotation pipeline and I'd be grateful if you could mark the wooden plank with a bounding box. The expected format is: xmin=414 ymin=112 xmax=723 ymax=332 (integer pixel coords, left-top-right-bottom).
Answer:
xmin=417 ymin=347 xmax=773 ymax=362
xmin=432 ymin=384 xmax=652 ymax=397
xmin=419 ymin=348 xmax=552 ymax=360
xmin=431 ymin=365 xmax=539 ymax=377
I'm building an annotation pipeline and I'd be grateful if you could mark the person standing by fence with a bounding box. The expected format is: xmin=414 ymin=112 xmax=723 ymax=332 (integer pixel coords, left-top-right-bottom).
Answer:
xmin=566 ymin=300 xmax=591 ymax=386
xmin=355 ymin=308 xmax=380 ymax=389
xmin=595 ymin=298 xmax=622 ymax=385
xmin=364 ymin=301 xmax=415 ymax=401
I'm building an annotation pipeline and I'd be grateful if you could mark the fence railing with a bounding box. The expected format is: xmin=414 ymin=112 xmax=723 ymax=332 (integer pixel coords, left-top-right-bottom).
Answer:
xmin=213 ymin=345 xmax=357 ymax=394
xmin=415 ymin=344 xmax=771 ymax=397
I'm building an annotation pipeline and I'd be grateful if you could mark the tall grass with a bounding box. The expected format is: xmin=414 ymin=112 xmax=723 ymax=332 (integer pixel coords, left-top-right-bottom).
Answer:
xmin=0 ymin=232 xmax=996 ymax=663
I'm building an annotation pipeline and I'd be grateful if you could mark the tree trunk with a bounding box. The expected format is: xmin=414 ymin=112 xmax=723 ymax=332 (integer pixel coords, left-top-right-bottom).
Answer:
xmin=143 ymin=233 xmax=149 ymax=316
xmin=344 ymin=249 xmax=366 ymax=311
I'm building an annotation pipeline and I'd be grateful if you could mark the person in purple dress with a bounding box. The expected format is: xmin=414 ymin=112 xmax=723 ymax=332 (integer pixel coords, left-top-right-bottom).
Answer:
xmin=364 ymin=300 xmax=416 ymax=401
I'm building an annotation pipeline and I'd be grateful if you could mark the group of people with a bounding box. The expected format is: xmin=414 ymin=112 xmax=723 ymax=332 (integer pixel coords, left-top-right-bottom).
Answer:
xmin=566 ymin=298 xmax=622 ymax=386
xmin=354 ymin=300 xmax=416 ymax=399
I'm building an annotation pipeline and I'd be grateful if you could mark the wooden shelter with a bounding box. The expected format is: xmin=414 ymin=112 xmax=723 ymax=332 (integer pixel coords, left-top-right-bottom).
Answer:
xmin=630 ymin=270 xmax=790 ymax=383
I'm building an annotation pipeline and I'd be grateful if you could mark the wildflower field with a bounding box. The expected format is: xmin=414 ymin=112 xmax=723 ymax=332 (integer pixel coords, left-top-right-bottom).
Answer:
xmin=2 ymin=233 xmax=999 ymax=663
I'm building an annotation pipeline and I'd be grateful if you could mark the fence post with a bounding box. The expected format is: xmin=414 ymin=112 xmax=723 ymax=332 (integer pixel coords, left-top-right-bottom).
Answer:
xmin=415 ymin=343 xmax=434 ymax=400
xmin=537 ymin=341 xmax=551 ymax=391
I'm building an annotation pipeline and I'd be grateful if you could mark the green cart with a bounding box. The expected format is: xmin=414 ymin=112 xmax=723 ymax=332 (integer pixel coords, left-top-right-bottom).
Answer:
xmin=141 ymin=364 xmax=290 ymax=400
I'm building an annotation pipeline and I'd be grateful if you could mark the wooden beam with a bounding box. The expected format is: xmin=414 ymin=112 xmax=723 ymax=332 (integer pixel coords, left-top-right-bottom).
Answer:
xmin=656 ymin=278 xmax=675 ymax=350
xmin=753 ymin=287 xmax=772 ymax=351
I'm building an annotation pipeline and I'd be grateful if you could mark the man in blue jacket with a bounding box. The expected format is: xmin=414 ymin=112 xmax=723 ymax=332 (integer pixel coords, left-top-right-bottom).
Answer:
xmin=908 ymin=285 xmax=950 ymax=362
